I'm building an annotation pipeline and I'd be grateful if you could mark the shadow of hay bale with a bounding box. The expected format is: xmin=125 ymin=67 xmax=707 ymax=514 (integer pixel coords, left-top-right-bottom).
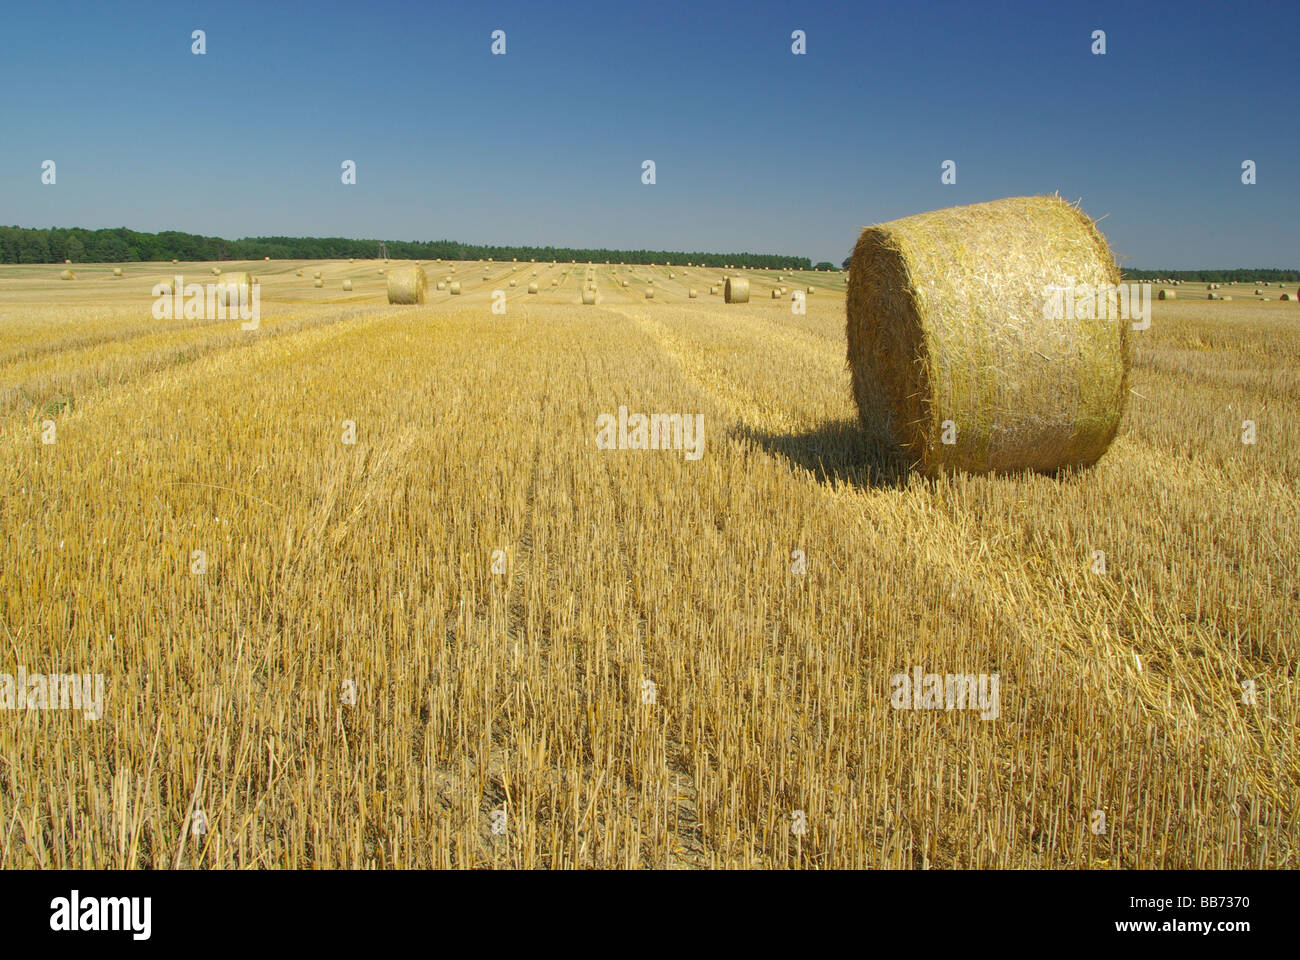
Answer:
xmin=737 ymin=419 xmax=912 ymax=489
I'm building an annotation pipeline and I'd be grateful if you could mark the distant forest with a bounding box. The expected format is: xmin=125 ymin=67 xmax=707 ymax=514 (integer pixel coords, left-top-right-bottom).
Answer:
xmin=0 ymin=225 xmax=815 ymax=270
xmin=1118 ymin=268 xmax=1300 ymax=283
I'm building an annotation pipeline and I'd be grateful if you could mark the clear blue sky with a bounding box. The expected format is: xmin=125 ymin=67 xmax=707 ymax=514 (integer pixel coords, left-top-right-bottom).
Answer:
xmin=2 ymin=0 xmax=1296 ymax=267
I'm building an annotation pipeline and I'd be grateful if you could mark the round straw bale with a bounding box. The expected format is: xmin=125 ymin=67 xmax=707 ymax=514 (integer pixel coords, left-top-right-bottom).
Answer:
xmin=645 ymin=287 xmax=654 ymax=299
xmin=689 ymin=288 xmax=698 ymax=298
xmin=387 ymin=265 xmax=428 ymax=304
xmin=1222 ymin=295 xmax=1232 ymax=301
xmin=846 ymin=195 xmax=1127 ymax=475
xmin=314 ymin=278 xmax=324 ymax=288
xmin=60 ymin=269 xmax=76 ymax=280
xmin=342 ymin=279 xmax=353 ymax=291
xmin=171 ymin=259 xmax=179 ymax=264
xmin=528 ymin=282 xmax=538 ymax=294
xmin=297 ymin=270 xmax=304 ymax=277
xmin=314 ymin=271 xmax=322 ymax=279
xmin=1158 ymin=288 xmax=1176 ymax=299
xmin=710 ymin=286 xmax=719 ymax=295
xmin=112 ymin=267 xmax=123 ymax=277
xmin=1207 ymin=293 xmax=1218 ymax=300
xmin=436 ymin=281 xmax=446 ymax=290
xmin=211 ymin=266 xmax=222 ymax=276
xmin=725 ymin=277 xmax=750 ymax=303
xmin=449 ymin=282 xmax=462 ymax=295
xmin=217 ymin=271 xmax=253 ymax=305
xmin=807 ymin=286 xmax=814 ymax=293
xmin=64 ymin=259 xmax=72 ymax=265
xmin=622 ymin=280 xmax=629 ymax=287
xmin=582 ymin=288 xmax=597 ymax=305
xmin=771 ymin=289 xmax=781 ymax=299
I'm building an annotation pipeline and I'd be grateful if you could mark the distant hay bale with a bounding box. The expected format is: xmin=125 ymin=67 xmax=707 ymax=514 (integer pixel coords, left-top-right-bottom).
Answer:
xmin=378 ymin=270 xmax=385 ymax=276
xmin=689 ymin=288 xmax=698 ymax=298
xmin=387 ymin=266 xmax=428 ymax=304
xmin=509 ymin=279 xmax=516 ymax=287
xmin=211 ymin=266 xmax=221 ymax=276
xmin=622 ymin=280 xmax=629 ymax=287
xmin=449 ymin=281 xmax=462 ymax=295
xmin=846 ymin=195 xmax=1127 ymax=475
xmin=710 ymin=286 xmax=719 ymax=295
xmin=217 ymin=271 xmax=253 ymax=305
xmin=436 ymin=281 xmax=446 ymax=290
xmin=314 ymin=278 xmax=324 ymax=288
xmin=64 ymin=259 xmax=71 ymax=265
xmin=1158 ymin=289 xmax=1176 ymax=299
xmin=314 ymin=271 xmax=322 ymax=279
xmin=771 ymin=289 xmax=781 ymax=298
xmin=264 ymin=256 xmax=270 ymax=261
xmin=342 ymin=279 xmax=353 ymax=291
xmin=645 ymin=287 xmax=654 ymax=299
xmin=1279 ymin=293 xmax=1293 ymax=301
xmin=528 ymin=282 xmax=538 ymax=293
xmin=60 ymin=269 xmax=76 ymax=280
xmin=1207 ymin=293 xmax=1218 ymax=300
xmin=1222 ymin=295 xmax=1233 ymax=301
xmin=156 ymin=279 xmax=172 ymax=294
xmin=725 ymin=277 xmax=750 ymax=303
xmin=1254 ymin=289 xmax=1262 ymax=294
xmin=112 ymin=267 xmax=123 ymax=277
xmin=171 ymin=258 xmax=178 ymax=264
xmin=582 ymin=288 xmax=597 ymax=304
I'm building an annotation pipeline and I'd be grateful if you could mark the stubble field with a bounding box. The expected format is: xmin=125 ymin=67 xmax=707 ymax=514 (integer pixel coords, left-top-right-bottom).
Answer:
xmin=1 ymin=259 xmax=1295 ymax=868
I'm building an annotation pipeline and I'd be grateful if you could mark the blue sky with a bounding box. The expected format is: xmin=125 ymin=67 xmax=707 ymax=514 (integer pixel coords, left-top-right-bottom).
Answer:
xmin=2 ymin=0 xmax=1296 ymax=267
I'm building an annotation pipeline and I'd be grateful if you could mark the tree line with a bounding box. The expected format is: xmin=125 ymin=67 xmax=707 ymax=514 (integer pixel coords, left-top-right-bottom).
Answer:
xmin=0 ymin=225 xmax=813 ymax=269
xmin=1118 ymin=268 xmax=1300 ymax=283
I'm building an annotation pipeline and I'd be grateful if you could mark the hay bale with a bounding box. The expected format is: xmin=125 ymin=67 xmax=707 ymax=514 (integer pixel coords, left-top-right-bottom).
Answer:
xmin=314 ymin=278 xmax=324 ymax=288
xmin=528 ymin=282 xmax=538 ymax=294
xmin=645 ymin=287 xmax=654 ymax=299
xmin=64 ymin=259 xmax=71 ymax=265
xmin=342 ymin=279 xmax=353 ymax=291
xmin=387 ymin=266 xmax=428 ymax=304
xmin=112 ymin=267 xmax=123 ymax=277
xmin=314 ymin=271 xmax=322 ymax=279
xmin=1222 ymin=295 xmax=1233 ymax=301
xmin=710 ymin=286 xmax=719 ymax=295
xmin=297 ymin=270 xmax=304 ymax=277
xmin=1207 ymin=293 xmax=1218 ymax=300
xmin=217 ymin=271 xmax=253 ymax=305
xmin=771 ymin=289 xmax=781 ymax=299
xmin=1279 ymin=293 xmax=1293 ymax=301
xmin=622 ymin=280 xmax=629 ymax=287
xmin=807 ymin=286 xmax=814 ymax=294
xmin=1255 ymin=289 xmax=1262 ymax=294
xmin=156 ymin=279 xmax=172 ymax=294
xmin=1158 ymin=288 xmax=1176 ymax=299
xmin=725 ymin=277 xmax=750 ymax=303
xmin=211 ymin=266 xmax=222 ymax=276
xmin=846 ymin=195 xmax=1127 ymax=475
xmin=689 ymin=288 xmax=698 ymax=298
xmin=60 ymin=269 xmax=76 ymax=280
xmin=449 ymin=282 xmax=462 ymax=295
xmin=582 ymin=288 xmax=597 ymax=305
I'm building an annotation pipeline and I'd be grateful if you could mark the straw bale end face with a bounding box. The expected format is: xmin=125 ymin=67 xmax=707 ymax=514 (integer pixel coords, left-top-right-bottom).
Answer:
xmin=387 ymin=266 xmax=428 ymax=304
xmin=845 ymin=195 xmax=1129 ymax=476
xmin=724 ymin=277 xmax=750 ymax=303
